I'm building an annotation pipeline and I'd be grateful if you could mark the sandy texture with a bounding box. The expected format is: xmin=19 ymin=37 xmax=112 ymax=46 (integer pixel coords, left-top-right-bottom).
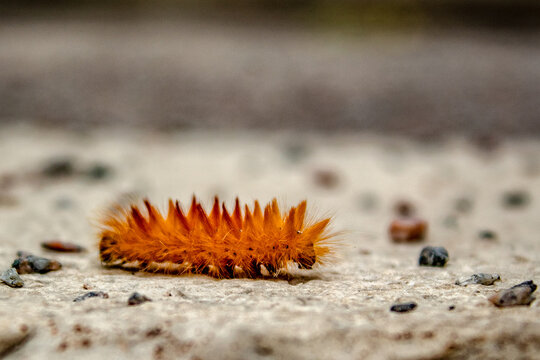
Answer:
xmin=0 ymin=126 xmax=539 ymax=359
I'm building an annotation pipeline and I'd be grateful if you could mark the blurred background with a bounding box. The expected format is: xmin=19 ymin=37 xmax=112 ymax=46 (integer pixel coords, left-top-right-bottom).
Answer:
xmin=1 ymin=0 xmax=539 ymax=139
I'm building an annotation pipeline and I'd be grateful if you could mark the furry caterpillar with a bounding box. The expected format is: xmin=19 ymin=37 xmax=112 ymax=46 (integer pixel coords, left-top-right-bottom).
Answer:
xmin=99 ymin=197 xmax=335 ymax=278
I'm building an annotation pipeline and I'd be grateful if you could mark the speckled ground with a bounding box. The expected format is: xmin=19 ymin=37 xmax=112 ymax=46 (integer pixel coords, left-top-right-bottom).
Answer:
xmin=0 ymin=126 xmax=539 ymax=359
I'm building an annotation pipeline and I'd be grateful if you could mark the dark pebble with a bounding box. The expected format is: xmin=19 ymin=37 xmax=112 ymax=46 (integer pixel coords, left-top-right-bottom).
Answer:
xmin=128 ymin=292 xmax=152 ymax=306
xmin=419 ymin=246 xmax=449 ymax=267
xmin=394 ymin=200 xmax=415 ymax=217
xmin=85 ymin=163 xmax=112 ymax=180
xmin=12 ymin=253 xmax=62 ymax=274
xmin=389 ymin=217 xmax=427 ymax=243
xmin=448 ymin=305 xmax=455 ymax=311
xmin=74 ymin=291 xmax=109 ymax=302
xmin=512 ymin=280 xmax=537 ymax=292
xmin=471 ymin=133 xmax=501 ymax=152
xmin=12 ymin=257 xmax=33 ymax=274
xmin=489 ymin=280 xmax=537 ymax=307
xmin=41 ymin=241 xmax=85 ymax=253
xmin=313 ymin=169 xmax=340 ymax=189
xmin=478 ymin=230 xmax=497 ymax=241
xmin=390 ymin=302 xmax=417 ymax=313
xmin=0 ymin=268 xmax=24 ymax=288
xmin=502 ymin=190 xmax=530 ymax=208
xmin=42 ymin=158 xmax=75 ymax=178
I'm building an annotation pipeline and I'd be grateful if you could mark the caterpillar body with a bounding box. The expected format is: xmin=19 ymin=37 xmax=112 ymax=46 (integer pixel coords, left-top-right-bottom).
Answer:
xmin=99 ymin=197 xmax=335 ymax=278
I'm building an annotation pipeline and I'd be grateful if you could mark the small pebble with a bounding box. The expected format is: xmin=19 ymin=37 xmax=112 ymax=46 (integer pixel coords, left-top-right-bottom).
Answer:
xmin=455 ymin=273 xmax=501 ymax=286
xmin=85 ymin=163 xmax=112 ymax=180
xmin=128 ymin=292 xmax=152 ymax=306
xmin=16 ymin=251 xmax=32 ymax=258
xmin=478 ymin=230 xmax=497 ymax=241
xmin=283 ymin=143 xmax=310 ymax=163
xmin=418 ymin=246 xmax=449 ymax=267
xmin=12 ymin=253 xmax=62 ymax=274
xmin=313 ymin=169 xmax=340 ymax=189
xmin=0 ymin=268 xmax=24 ymax=288
xmin=41 ymin=241 xmax=85 ymax=253
xmin=394 ymin=200 xmax=415 ymax=217
xmin=357 ymin=192 xmax=378 ymax=212
xmin=442 ymin=214 xmax=458 ymax=229
xmin=472 ymin=133 xmax=501 ymax=152
xmin=389 ymin=217 xmax=427 ymax=243
xmin=502 ymin=190 xmax=530 ymax=208
xmin=454 ymin=197 xmax=473 ymax=213
xmin=74 ymin=291 xmax=109 ymax=302
xmin=41 ymin=158 xmax=75 ymax=178
xmin=390 ymin=302 xmax=417 ymax=313
xmin=55 ymin=197 xmax=74 ymax=209
xmin=489 ymin=280 xmax=537 ymax=307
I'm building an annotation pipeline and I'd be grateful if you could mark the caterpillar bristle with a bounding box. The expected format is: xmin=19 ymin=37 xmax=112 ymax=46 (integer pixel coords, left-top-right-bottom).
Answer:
xmin=98 ymin=196 xmax=336 ymax=279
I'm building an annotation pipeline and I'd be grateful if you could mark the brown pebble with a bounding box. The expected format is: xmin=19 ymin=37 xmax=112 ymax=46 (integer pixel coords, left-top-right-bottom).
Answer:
xmin=313 ymin=169 xmax=340 ymax=189
xmin=57 ymin=342 xmax=68 ymax=352
xmin=489 ymin=280 xmax=537 ymax=307
xmin=394 ymin=200 xmax=415 ymax=217
xmin=11 ymin=258 xmax=33 ymax=274
xmin=393 ymin=331 xmax=413 ymax=340
xmin=12 ymin=254 xmax=62 ymax=274
xmin=73 ymin=324 xmax=83 ymax=333
xmin=41 ymin=241 xmax=85 ymax=253
xmin=472 ymin=133 xmax=501 ymax=152
xmin=81 ymin=338 xmax=91 ymax=347
xmin=389 ymin=217 xmax=427 ymax=243
xmin=154 ymin=344 xmax=164 ymax=359
xmin=146 ymin=327 xmax=162 ymax=338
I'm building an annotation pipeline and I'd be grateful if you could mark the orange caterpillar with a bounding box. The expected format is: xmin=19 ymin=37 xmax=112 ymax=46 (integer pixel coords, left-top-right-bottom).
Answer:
xmin=99 ymin=197 xmax=336 ymax=278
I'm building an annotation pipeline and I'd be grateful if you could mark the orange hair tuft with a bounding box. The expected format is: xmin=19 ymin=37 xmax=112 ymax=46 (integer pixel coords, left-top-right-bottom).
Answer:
xmin=98 ymin=196 xmax=335 ymax=278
